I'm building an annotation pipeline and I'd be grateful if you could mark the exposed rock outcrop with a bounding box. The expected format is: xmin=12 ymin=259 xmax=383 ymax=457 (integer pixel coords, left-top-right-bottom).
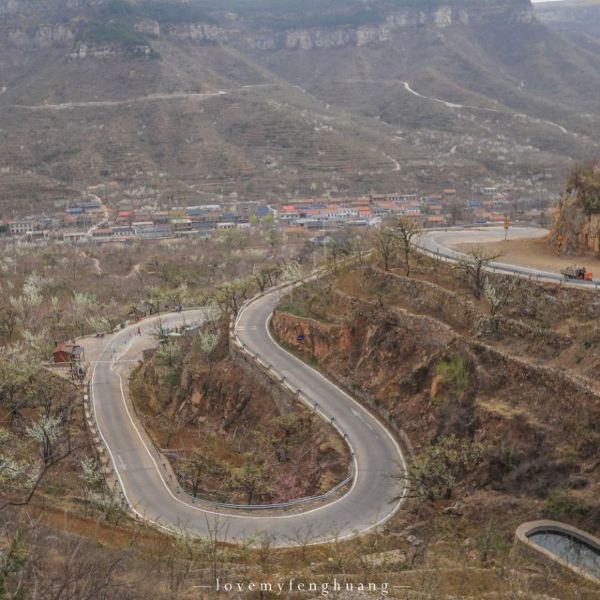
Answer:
xmin=0 ymin=0 xmax=536 ymax=52
xmin=552 ymin=161 xmax=600 ymax=254
xmin=165 ymin=5 xmax=535 ymax=51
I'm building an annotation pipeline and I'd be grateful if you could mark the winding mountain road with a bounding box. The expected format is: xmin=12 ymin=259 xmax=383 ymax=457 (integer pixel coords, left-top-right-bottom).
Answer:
xmin=417 ymin=226 xmax=600 ymax=287
xmin=87 ymin=226 xmax=593 ymax=545
xmin=402 ymin=81 xmax=570 ymax=135
xmin=88 ymin=286 xmax=407 ymax=546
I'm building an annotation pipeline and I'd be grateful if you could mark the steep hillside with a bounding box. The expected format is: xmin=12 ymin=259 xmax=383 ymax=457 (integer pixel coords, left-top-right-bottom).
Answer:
xmin=552 ymin=159 xmax=600 ymax=254
xmin=0 ymin=0 xmax=599 ymax=213
xmin=268 ymin=255 xmax=600 ymax=596
xmin=536 ymin=0 xmax=600 ymax=54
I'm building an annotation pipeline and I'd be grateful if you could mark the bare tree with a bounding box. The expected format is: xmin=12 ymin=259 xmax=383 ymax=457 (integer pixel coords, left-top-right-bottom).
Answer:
xmin=484 ymin=278 xmax=516 ymax=332
xmin=0 ymin=348 xmax=36 ymax=428
xmin=372 ymin=229 xmax=398 ymax=271
xmin=395 ymin=216 xmax=422 ymax=277
xmin=449 ymin=198 xmax=465 ymax=226
xmin=180 ymin=450 xmax=227 ymax=499
xmin=198 ymin=516 xmax=232 ymax=587
xmin=351 ymin=233 xmax=371 ymax=265
xmin=251 ymin=264 xmax=282 ymax=292
xmin=285 ymin=523 xmax=319 ymax=566
xmin=232 ymin=455 xmax=272 ymax=505
xmin=456 ymin=248 xmax=503 ymax=300
xmin=326 ymin=238 xmax=352 ymax=273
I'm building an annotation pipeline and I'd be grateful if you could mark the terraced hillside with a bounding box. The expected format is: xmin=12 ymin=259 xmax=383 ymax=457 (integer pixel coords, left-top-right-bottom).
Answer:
xmin=0 ymin=0 xmax=599 ymax=214
xmin=268 ymin=253 xmax=600 ymax=598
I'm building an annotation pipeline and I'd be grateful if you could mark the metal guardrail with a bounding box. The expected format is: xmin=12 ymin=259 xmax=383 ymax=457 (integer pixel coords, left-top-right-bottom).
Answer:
xmin=183 ymin=470 xmax=354 ymax=511
xmin=83 ymin=382 xmax=128 ymax=505
xmin=84 ymin=272 xmax=356 ymax=512
xmin=416 ymin=241 xmax=600 ymax=291
xmin=219 ymin=269 xmax=357 ymax=510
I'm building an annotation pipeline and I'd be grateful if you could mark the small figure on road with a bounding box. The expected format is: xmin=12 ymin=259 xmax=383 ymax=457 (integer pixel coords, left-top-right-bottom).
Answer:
xmin=137 ymin=327 xmax=141 ymax=336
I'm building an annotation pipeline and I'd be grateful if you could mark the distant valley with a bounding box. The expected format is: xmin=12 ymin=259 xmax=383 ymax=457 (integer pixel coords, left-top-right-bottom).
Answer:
xmin=0 ymin=0 xmax=599 ymax=214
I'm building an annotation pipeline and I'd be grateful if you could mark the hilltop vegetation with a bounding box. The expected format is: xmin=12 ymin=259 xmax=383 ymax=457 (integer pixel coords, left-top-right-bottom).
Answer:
xmin=566 ymin=160 xmax=600 ymax=214
xmin=100 ymin=0 xmax=215 ymax=25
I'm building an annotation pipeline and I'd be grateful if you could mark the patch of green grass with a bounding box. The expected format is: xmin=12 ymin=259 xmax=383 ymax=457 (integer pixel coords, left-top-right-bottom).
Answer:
xmin=545 ymin=488 xmax=590 ymax=520
xmin=100 ymin=0 xmax=215 ymax=25
xmin=433 ymin=356 xmax=470 ymax=405
xmin=81 ymin=22 xmax=147 ymax=47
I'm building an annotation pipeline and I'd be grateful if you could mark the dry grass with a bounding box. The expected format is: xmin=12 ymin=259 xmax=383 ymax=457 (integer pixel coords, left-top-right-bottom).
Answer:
xmin=455 ymin=236 xmax=600 ymax=274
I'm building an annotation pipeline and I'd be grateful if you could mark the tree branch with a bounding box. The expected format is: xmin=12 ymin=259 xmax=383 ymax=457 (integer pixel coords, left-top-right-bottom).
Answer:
xmin=0 ymin=443 xmax=91 ymax=512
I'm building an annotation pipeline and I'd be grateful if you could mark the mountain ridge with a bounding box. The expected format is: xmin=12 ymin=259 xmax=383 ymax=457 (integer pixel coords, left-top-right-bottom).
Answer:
xmin=0 ymin=0 xmax=598 ymax=214
xmin=1 ymin=0 xmax=536 ymax=52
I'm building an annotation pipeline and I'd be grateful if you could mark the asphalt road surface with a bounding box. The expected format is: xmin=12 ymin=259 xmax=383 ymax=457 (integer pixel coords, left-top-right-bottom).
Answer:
xmin=89 ymin=226 xmax=597 ymax=545
xmin=417 ymin=226 xmax=600 ymax=288
xmin=89 ymin=291 xmax=406 ymax=545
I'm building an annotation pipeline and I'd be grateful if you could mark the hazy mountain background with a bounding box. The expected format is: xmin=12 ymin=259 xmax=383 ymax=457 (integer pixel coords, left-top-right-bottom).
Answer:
xmin=0 ymin=0 xmax=599 ymax=214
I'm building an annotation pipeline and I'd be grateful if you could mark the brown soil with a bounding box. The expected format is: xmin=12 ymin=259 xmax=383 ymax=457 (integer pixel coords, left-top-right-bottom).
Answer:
xmin=455 ymin=236 xmax=600 ymax=274
xmin=130 ymin=321 xmax=351 ymax=505
xmin=271 ymin=258 xmax=600 ymax=572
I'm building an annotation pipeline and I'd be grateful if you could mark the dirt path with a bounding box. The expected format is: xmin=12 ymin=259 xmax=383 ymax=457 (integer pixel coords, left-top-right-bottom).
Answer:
xmin=2 ymin=84 xmax=273 ymax=112
xmin=402 ymin=81 xmax=570 ymax=135
xmin=81 ymin=246 xmax=142 ymax=279
xmin=90 ymin=256 xmax=102 ymax=275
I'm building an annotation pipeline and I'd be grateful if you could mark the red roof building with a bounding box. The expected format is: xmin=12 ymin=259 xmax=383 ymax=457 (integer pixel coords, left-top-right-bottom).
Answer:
xmin=53 ymin=341 xmax=84 ymax=364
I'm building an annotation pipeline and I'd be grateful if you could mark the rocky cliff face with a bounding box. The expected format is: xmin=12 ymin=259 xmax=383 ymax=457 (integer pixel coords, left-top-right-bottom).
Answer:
xmin=552 ymin=161 xmax=600 ymax=254
xmin=5 ymin=24 xmax=75 ymax=48
xmin=0 ymin=0 xmax=535 ymax=52
xmin=554 ymin=199 xmax=600 ymax=254
xmin=535 ymin=0 xmax=600 ymax=26
xmin=128 ymin=4 xmax=535 ymax=51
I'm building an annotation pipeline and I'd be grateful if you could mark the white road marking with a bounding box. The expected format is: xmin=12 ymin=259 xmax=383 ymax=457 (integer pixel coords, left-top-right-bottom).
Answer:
xmin=89 ymin=298 xmax=407 ymax=544
xmin=351 ymin=407 xmax=374 ymax=430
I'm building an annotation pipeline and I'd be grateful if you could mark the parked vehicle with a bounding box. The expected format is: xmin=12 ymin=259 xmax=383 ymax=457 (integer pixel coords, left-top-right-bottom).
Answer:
xmin=561 ymin=266 xmax=593 ymax=281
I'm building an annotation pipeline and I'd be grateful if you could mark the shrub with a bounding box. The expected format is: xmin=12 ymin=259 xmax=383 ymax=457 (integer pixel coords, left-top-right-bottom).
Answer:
xmin=434 ymin=355 xmax=470 ymax=402
xmin=406 ymin=435 xmax=485 ymax=500
xmin=545 ymin=488 xmax=589 ymax=520
xmin=81 ymin=22 xmax=147 ymax=47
